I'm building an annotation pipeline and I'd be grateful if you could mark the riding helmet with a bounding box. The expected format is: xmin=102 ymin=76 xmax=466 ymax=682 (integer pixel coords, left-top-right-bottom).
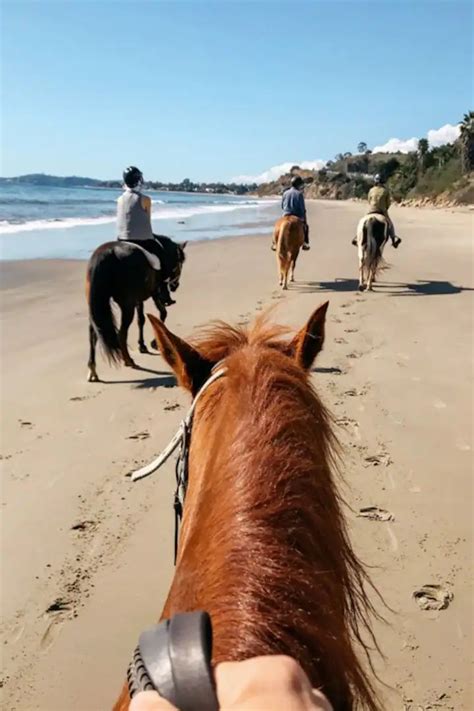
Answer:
xmin=291 ymin=175 xmax=304 ymax=189
xmin=123 ymin=166 xmax=144 ymax=188
xmin=374 ymin=173 xmax=383 ymax=184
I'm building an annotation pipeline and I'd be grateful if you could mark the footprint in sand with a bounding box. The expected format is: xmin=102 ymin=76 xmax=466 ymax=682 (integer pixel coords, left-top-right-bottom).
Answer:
xmin=335 ymin=417 xmax=361 ymax=440
xmin=357 ymin=506 xmax=394 ymax=522
xmin=71 ymin=520 xmax=96 ymax=534
xmin=127 ymin=431 xmax=150 ymax=441
xmin=413 ymin=584 xmax=454 ymax=611
xmin=334 ymin=337 xmax=347 ymax=344
xmin=69 ymin=392 xmax=101 ymax=402
xmin=45 ymin=598 xmax=72 ymax=616
xmin=19 ymin=420 xmax=33 ymax=428
xmin=344 ymin=328 xmax=358 ymax=333
xmin=364 ymin=452 xmax=392 ymax=467
xmin=164 ymin=402 xmax=181 ymax=412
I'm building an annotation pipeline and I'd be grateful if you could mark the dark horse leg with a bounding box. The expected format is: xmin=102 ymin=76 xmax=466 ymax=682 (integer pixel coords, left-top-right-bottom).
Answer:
xmin=150 ymin=295 xmax=167 ymax=351
xmin=119 ymin=302 xmax=137 ymax=367
xmin=137 ymin=301 xmax=148 ymax=354
xmin=87 ymin=323 xmax=99 ymax=382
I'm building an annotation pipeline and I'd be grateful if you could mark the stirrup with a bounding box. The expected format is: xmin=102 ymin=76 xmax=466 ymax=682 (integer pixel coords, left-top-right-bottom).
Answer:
xmin=302 ymin=244 xmax=310 ymax=251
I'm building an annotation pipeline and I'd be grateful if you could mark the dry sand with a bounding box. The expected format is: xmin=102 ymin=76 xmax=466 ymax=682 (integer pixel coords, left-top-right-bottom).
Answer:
xmin=1 ymin=200 xmax=472 ymax=710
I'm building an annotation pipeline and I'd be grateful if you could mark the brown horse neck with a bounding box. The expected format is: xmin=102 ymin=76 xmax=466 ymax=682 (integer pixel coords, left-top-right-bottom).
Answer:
xmin=165 ymin=345 xmax=379 ymax=711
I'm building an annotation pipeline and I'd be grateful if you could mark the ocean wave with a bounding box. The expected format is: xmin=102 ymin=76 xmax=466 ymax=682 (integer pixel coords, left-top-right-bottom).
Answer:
xmin=0 ymin=200 xmax=278 ymax=235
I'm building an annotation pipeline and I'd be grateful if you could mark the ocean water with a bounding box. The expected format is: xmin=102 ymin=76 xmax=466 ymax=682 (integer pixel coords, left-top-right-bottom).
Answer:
xmin=0 ymin=183 xmax=279 ymax=260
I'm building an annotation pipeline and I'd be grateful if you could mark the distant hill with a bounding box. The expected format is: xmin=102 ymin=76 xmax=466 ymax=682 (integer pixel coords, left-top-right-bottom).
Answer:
xmin=257 ymin=111 xmax=473 ymax=206
xmin=0 ymin=173 xmax=102 ymax=187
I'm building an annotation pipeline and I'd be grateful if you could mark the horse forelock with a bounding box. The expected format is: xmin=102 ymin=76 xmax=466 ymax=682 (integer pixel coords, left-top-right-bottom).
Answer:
xmin=167 ymin=315 xmax=381 ymax=710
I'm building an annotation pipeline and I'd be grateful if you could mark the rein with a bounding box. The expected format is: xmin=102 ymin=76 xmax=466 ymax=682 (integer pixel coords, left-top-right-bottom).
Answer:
xmin=130 ymin=366 xmax=226 ymax=562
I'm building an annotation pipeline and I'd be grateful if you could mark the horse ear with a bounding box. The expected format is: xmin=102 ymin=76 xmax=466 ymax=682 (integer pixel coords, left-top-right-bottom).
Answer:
xmin=180 ymin=241 xmax=188 ymax=250
xmin=286 ymin=301 xmax=329 ymax=370
xmin=147 ymin=313 xmax=213 ymax=395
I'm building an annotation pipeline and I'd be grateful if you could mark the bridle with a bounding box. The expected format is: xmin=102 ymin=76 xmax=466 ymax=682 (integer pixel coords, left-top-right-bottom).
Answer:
xmin=154 ymin=238 xmax=184 ymax=291
xmin=131 ymin=365 xmax=227 ymax=562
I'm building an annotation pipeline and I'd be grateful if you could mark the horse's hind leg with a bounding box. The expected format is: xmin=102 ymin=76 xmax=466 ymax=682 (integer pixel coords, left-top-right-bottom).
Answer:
xmin=119 ymin=303 xmax=137 ymax=367
xmin=290 ymin=251 xmax=299 ymax=282
xmin=358 ymin=249 xmax=366 ymax=291
xmin=87 ymin=323 xmax=99 ymax=382
xmin=137 ymin=301 xmax=148 ymax=353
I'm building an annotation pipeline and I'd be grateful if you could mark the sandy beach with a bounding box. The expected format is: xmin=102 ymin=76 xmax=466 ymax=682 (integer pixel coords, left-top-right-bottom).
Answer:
xmin=1 ymin=200 xmax=472 ymax=710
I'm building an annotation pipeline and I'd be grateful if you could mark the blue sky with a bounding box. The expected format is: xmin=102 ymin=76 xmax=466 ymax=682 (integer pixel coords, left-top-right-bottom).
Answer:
xmin=2 ymin=0 xmax=472 ymax=182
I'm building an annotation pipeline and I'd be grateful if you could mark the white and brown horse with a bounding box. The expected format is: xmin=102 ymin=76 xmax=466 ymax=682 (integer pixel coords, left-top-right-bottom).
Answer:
xmin=356 ymin=214 xmax=389 ymax=291
xmin=273 ymin=215 xmax=305 ymax=289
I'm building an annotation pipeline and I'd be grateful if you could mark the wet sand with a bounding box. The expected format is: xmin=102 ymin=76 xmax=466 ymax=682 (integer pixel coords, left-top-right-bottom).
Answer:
xmin=1 ymin=200 xmax=473 ymax=709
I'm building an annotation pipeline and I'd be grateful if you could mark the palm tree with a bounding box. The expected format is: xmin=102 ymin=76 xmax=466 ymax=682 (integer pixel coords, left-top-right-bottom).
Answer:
xmin=459 ymin=111 xmax=474 ymax=173
xmin=417 ymin=138 xmax=429 ymax=174
xmin=358 ymin=142 xmax=367 ymax=154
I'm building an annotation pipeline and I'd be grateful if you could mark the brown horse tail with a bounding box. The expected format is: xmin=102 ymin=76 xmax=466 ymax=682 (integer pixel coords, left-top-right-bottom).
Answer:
xmin=87 ymin=250 xmax=121 ymax=363
xmin=276 ymin=218 xmax=291 ymax=259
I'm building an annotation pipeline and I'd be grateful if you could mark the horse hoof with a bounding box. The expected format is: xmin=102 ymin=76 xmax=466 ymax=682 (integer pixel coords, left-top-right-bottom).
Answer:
xmin=139 ymin=345 xmax=149 ymax=354
xmin=124 ymin=360 xmax=137 ymax=368
xmin=150 ymin=339 xmax=159 ymax=351
xmin=358 ymin=284 xmax=366 ymax=292
xmin=87 ymin=369 xmax=99 ymax=382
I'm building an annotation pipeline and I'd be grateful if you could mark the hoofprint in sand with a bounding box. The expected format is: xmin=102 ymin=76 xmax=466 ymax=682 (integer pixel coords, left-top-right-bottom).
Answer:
xmin=1 ymin=201 xmax=472 ymax=710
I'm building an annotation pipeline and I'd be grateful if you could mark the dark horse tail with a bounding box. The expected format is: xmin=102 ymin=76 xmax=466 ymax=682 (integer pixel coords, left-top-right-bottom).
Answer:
xmin=365 ymin=217 xmax=387 ymax=277
xmin=87 ymin=247 xmax=121 ymax=363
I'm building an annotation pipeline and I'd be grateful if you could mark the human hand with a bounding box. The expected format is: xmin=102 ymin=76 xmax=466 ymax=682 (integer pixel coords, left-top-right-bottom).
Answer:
xmin=129 ymin=655 xmax=332 ymax=711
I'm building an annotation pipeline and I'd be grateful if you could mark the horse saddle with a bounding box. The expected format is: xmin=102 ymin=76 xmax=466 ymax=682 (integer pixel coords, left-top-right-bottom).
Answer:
xmin=122 ymin=241 xmax=162 ymax=272
xmin=128 ymin=611 xmax=218 ymax=711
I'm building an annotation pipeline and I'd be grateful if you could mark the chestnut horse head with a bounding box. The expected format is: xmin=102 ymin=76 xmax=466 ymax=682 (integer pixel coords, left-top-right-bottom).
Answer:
xmin=114 ymin=302 xmax=380 ymax=711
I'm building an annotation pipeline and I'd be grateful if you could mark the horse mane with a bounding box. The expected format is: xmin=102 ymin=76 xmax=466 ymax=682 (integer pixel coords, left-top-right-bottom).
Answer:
xmin=167 ymin=315 xmax=382 ymax=710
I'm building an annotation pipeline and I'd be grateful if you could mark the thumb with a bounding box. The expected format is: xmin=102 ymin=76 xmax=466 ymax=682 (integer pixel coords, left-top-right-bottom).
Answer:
xmin=129 ymin=691 xmax=178 ymax=711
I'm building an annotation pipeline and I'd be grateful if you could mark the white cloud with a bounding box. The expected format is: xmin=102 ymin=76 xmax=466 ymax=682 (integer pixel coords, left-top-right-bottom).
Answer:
xmin=373 ymin=122 xmax=460 ymax=154
xmin=232 ymin=159 xmax=326 ymax=185
xmin=427 ymin=123 xmax=460 ymax=147
xmin=373 ymin=137 xmax=419 ymax=154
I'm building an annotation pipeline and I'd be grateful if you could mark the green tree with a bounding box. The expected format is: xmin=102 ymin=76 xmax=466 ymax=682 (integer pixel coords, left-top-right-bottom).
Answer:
xmin=417 ymin=138 xmax=429 ymax=174
xmin=357 ymin=142 xmax=368 ymax=153
xmin=459 ymin=110 xmax=474 ymax=173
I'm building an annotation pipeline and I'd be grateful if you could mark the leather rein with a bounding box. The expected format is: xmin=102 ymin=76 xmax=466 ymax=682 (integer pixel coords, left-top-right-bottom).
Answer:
xmin=130 ymin=365 xmax=227 ymax=562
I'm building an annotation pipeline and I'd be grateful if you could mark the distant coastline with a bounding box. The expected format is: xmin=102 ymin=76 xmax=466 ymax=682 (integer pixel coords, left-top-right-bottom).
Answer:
xmin=0 ymin=173 xmax=257 ymax=196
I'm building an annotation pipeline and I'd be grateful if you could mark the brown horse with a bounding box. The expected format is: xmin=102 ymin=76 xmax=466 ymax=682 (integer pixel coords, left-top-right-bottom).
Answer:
xmin=273 ymin=215 xmax=305 ymax=289
xmin=113 ymin=303 xmax=380 ymax=711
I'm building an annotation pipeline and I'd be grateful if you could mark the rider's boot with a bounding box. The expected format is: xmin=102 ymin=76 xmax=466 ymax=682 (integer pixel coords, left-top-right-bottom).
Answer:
xmin=392 ymin=236 xmax=402 ymax=248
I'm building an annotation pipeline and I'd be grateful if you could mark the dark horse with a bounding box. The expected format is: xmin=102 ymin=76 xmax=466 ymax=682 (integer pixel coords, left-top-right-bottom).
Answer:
xmin=86 ymin=236 xmax=186 ymax=382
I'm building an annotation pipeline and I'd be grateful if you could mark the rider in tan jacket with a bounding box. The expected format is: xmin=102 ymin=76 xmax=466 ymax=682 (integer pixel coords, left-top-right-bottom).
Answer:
xmin=366 ymin=174 xmax=401 ymax=248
